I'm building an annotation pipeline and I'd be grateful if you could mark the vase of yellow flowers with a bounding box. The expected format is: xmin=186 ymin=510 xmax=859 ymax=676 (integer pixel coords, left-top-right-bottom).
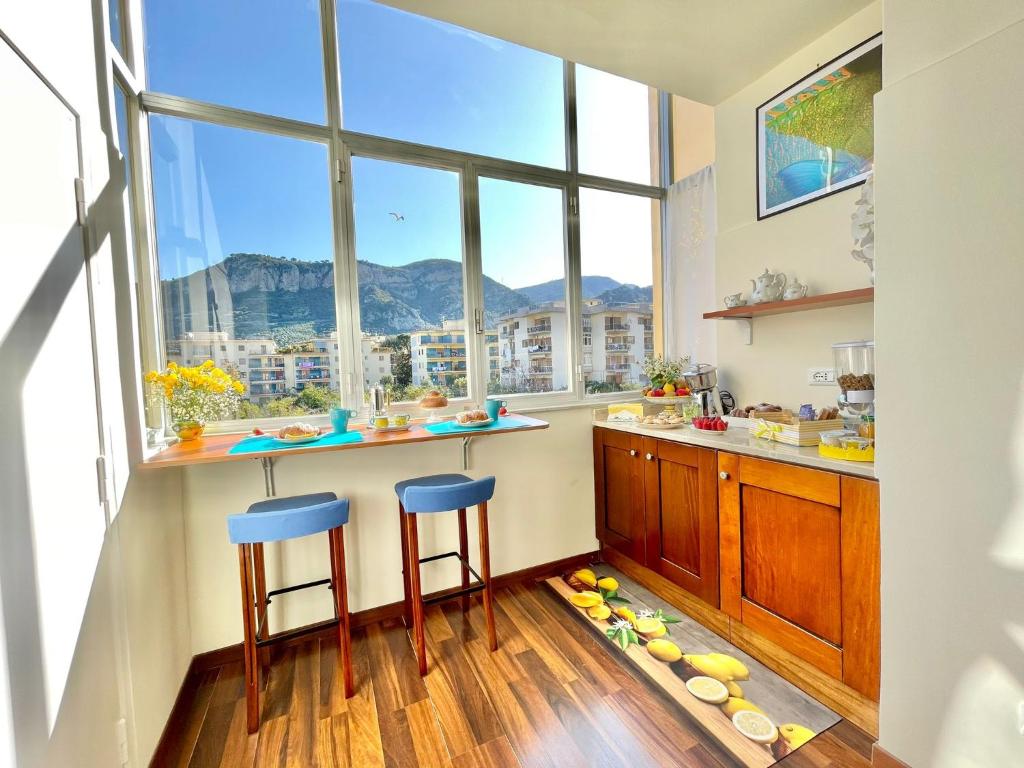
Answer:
xmin=145 ymin=360 xmax=246 ymax=440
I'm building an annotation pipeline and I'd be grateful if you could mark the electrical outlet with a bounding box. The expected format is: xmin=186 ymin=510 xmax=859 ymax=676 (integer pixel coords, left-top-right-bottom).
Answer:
xmin=808 ymin=367 xmax=836 ymax=385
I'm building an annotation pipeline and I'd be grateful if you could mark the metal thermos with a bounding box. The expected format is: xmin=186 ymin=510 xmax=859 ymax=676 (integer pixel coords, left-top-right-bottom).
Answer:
xmin=683 ymin=363 xmax=726 ymax=418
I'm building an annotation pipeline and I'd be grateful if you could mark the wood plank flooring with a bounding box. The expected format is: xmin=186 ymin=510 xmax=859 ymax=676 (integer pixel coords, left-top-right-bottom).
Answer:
xmin=153 ymin=579 xmax=874 ymax=767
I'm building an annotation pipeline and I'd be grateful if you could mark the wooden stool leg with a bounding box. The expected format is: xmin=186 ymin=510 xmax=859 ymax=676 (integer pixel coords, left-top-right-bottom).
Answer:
xmin=329 ymin=527 xmax=355 ymax=698
xmin=457 ymin=507 xmax=470 ymax=613
xmin=404 ymin=512 xmax=428 ymax=676
xmin=238 ymin=544 xmax=261 ymax=733
xmin=399 ymin=501 xmax=412 ymax=627
xmin=477 ymin=502 xmax=498 ymax=652
xmin=252 ymin=542 xmax=270 ymax=671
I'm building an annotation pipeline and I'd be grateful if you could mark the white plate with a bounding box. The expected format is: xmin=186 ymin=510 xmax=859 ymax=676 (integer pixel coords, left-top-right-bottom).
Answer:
xmin=450 ymin=417 xmax=495 ymax=429
xmin=272 ymin=432 xmax=324 ymax=445
xmin=690 ymin=425 xmax=729 ymax=436
xmin=639 ymin=421 xmax=688 ymax=430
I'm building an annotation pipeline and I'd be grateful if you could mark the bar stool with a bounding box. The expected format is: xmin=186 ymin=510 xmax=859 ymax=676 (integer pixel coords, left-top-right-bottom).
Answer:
xmin=227 ymin=492 xmax=354 ymax=733
xmin=395 ymin=474 xmax=497 ymax=676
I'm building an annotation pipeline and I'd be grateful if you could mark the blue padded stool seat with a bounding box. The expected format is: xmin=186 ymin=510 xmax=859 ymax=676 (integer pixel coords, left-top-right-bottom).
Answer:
xmin=395 ymin=473 xmax=499 ymax=676
xmin=394 ymin=474 xmax=495 ymax=514
xmin=228 ymin=492 xmax=349 ymax=544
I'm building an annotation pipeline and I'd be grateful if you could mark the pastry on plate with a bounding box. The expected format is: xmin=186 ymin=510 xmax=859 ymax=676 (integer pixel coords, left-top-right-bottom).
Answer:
xmin=455 ymin=409 xmax=490 ymax=425
xmin=419 ymin=390 xmax=448 ymax=409
xmin=278 ymin=422 xmax=320 ymax=440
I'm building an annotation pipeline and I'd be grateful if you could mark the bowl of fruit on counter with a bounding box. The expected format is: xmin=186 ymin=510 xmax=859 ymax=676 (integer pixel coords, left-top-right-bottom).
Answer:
xmin=642 ymin=381 xmax=696 ymax=416
xmin=691 ymin=415 xmax=729 ymax=434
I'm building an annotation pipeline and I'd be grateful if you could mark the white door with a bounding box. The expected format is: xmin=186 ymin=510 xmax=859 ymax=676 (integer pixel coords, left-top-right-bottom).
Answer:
xmin=0 ymin=35 xmax=106 ymax=759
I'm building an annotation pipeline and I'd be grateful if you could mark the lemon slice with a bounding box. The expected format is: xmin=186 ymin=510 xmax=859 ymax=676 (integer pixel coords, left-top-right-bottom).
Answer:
xmin=685 ymin=676 xmax=729 ymax=704
xmin=732 ymin=710 xmax=779 ymax=744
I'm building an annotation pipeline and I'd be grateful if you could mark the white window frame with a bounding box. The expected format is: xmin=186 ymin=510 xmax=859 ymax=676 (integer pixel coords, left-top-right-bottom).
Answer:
xmin=122 ymin=0 xmax=671 ymax=436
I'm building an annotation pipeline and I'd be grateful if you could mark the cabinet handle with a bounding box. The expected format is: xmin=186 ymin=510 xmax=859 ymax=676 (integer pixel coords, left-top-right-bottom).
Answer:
xmin=629 ymin=449 xmax=638 ymax=457
xmin=645 ymin=452 xmax=654 ymax=461
xmin=720 ymin=471 xmax=730 ymax=480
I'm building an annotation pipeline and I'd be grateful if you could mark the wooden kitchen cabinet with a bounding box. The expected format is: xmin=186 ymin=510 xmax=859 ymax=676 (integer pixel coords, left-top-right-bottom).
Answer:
xmin=593 ymin=427 xmax=720 ymax=607
xmin=718 ymin=453 xmax=880 ymax=700
xmin=593 ymin=427 xmax=646 ymax=563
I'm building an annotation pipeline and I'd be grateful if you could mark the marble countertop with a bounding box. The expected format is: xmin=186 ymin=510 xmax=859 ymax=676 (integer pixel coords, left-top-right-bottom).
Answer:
xmin=593 ymin=418 xmax=876 ymax=479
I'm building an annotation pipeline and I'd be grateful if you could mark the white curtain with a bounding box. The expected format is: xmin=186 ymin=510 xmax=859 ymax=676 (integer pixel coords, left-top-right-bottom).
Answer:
xmin=663 ymin=164 xmax=717 ymax=365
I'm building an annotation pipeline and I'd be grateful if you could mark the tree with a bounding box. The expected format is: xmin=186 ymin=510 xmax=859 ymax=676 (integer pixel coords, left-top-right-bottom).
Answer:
xmin=383 ymin=334 xmax=412 ymax=388
xmin=295 ymin=385 xmax=339 ymax=413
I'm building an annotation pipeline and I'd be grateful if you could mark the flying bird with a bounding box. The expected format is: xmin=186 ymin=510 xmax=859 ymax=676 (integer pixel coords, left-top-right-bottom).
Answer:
xmin=388 ymin=212 xmax=405 ymax=222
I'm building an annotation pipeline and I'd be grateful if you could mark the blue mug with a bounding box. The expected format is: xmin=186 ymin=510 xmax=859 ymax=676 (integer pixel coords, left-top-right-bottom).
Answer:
xmin=484 ymin=399 xmax=507 ymax=421
xmin=330 ymin=407 xmax=357 ymax=433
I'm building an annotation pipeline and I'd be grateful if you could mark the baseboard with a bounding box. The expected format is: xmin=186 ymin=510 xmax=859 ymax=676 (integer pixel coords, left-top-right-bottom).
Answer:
xmin=189 ymin=549 xmax=598 ymax=673
xmin=600 ymin=545 xmax=880 ymax=737
xmin=872 ymin=744 xmax=912 ymax=768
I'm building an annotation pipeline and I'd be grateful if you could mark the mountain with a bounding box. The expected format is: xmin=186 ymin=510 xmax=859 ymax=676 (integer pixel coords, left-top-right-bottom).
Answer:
xmin=161 ymin=253 xmax=530 ymax=341
xmin=160 ymin=254 xmax=654 ymax=342
xmin=517 ymin=275 xmax=622 ymax=303
xmin=593 ymin=283 xmax=653 ymax=305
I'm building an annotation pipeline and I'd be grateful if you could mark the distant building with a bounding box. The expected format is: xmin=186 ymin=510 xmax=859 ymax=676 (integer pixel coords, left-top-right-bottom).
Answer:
xmin=165 ymin=330 xmax=392 ymax=402
xmin=410 ymin=319 xmax=499 ymax=388
xmin=497 ymin=300 xmax=653 ymax=392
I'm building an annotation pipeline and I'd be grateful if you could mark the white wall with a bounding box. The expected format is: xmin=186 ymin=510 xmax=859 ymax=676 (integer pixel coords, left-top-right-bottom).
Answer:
xmin=712 ymin=3 xmax=880 ymax=408
xmin=183 ymin=407 xmax=598 ymax=653
xmin=0 ymin=2 xmax=191 ymax=766
xmin=874 ymin=3 xmax=1024 ymax=766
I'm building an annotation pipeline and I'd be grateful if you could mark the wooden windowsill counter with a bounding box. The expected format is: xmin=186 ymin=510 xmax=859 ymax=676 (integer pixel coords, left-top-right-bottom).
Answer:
xmin=140 ymin=414 xmax=549 ymax=470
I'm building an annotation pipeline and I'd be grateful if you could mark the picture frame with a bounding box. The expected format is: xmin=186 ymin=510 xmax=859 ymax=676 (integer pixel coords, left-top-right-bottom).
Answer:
xmin=756 ymin=33 xmax=882 ymax=220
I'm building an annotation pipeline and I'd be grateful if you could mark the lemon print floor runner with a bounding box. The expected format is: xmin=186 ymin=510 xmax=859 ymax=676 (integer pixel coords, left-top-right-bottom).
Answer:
xmin=545 ymin=567 xmax=839 ymax=767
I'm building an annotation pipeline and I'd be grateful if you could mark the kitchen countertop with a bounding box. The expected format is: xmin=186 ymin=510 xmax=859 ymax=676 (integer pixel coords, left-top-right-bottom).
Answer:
xmin=594 ymin=418 xmax=876 ymax=479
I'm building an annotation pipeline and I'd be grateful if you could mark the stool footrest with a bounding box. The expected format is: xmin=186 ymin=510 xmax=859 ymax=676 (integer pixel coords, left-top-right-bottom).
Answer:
xmin=416 ymin=551 xmax=484 ymax=584
xmin=257 ymin=576 xmax=337 ymax=640
xmin=266 ymin=577 xmax=332 ymax=601
xmin=422 ymin=581 xmax=486 ymax=607
xmin=255 ymin=617 xmax=339 ymax=648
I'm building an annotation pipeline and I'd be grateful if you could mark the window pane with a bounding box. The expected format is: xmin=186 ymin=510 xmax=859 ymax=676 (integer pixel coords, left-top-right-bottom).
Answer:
xmin=338 ymin=1 xmax=565 ymax=169
xmin=109 ymin=0 xmax=126 ymax=57
xmin=576 ymin=64 xmax=659 ymax=185
xmin=479 ymin=178 xmax=568 ymax=396
xmin=149 ymin=116 xmax=339 ymax=419
xmin=579 ymin=188 xmax=658 ymax=394
xmin=144 ymin=0 xmax=326 ymax=123
xmin=349 ymin=157 xmax=467 ymax=403
xmin=113 ymin=84 xmax=131 ymax=181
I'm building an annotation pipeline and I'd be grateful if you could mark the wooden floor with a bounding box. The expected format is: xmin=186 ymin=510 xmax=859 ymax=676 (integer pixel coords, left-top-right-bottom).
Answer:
xmin=155 ymin=579 xmax=875 ymax=767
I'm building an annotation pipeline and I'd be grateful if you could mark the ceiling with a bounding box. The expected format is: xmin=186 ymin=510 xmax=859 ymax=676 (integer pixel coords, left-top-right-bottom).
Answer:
xmin=382 ymin=0 xmax=874 ymax=105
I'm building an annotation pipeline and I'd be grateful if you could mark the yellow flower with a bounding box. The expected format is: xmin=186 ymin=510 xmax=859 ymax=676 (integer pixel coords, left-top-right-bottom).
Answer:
xmin=201 ymin=360 xmax=214 ymax=369
xmin=167 ymin=361 xmax=178 ymax=370
xmin=233 ymin=381 xmax=245 ymax=393
xmin=145 ymin=371 xmax=157 ymax=383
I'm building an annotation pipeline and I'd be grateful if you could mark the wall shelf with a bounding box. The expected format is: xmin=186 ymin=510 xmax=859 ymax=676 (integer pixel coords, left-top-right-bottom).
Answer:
xmin=703 ymin=288 xmax=874 ymax=344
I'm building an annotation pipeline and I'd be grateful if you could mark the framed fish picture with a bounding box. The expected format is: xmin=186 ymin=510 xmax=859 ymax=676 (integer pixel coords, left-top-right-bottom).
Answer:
xmin=756 ymin=33 xmax=882 ymax=220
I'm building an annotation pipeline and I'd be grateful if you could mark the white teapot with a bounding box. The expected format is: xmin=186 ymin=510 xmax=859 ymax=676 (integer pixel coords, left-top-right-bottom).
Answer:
xmin=784 ymin=277 xmax=808 ymax=300
xmin=750 ymin=269 xmax=787 ymax=304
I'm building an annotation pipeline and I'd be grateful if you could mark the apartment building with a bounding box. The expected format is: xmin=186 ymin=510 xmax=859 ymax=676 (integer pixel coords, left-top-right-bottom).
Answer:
xmin=410 ymin=320 xmax=499 ymax=388
xmin=497 ymin=300 xmax=653 ymax=392
xmin=166 ymin=331 xmax=389 ymax=401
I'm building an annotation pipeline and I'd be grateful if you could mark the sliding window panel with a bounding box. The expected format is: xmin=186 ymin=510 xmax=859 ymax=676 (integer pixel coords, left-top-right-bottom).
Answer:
xmin=576 ymin=64 xmax=660 ymax=186
xmin=348 ymin=156 xmax=469 ymax=404
xmin=479 ymin=178 xmax=571 ymax=397
xmin=148 ymin=116 xmax=340 ymax=420
xmin=579 ymin=188 xmax=659 ymax=395
xmin=144 ymin=0 xmax=326 ymax=123
xmin=337 ymin=0 xmax=565 ymax=169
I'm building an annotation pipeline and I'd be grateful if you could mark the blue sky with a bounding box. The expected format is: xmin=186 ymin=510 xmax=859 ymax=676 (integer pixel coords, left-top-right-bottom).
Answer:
xmin=145 ymin=0 xmax=654 ymax=290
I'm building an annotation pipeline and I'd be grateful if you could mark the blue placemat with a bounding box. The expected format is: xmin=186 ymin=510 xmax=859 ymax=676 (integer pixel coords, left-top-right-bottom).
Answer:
xmin=228 ymin=429 xmax=364 ymax=455
xmin=423 ymin=416 xmax=531 ymax=436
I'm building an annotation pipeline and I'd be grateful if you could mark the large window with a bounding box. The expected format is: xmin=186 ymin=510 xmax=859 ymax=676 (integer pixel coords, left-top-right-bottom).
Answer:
xmin=349 ymin=157 xmax=467 ymax=403
xmin=135 ymin=0 xmax=666 ymax=429
xmin=579 ymin=188 xmax=659 ymax=394
xmin=337 ymin=0 xmax=565 ymax=168
xmin=480 ymin=178 xmax=569 ymax=396
xmin=149 ymin=116 xmax=341 ymax=417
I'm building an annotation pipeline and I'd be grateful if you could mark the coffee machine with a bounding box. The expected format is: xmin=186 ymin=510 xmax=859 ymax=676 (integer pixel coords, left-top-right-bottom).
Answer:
xmin=683 ymin=363 xmax=726 ymax=418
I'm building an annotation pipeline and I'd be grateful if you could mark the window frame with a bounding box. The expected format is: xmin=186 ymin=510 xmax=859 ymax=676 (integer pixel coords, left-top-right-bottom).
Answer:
xmin=127 ymin=0 xmax=671 ymax=435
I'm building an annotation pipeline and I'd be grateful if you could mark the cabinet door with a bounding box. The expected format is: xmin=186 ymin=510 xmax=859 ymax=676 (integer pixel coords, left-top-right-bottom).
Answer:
xmin=593 ymin=428 xmax=645 ymax=563
xmin=643 ymin=440 xmax=719 ymax=607
xmin=719 ymin=454 xmax=880 ymax=699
